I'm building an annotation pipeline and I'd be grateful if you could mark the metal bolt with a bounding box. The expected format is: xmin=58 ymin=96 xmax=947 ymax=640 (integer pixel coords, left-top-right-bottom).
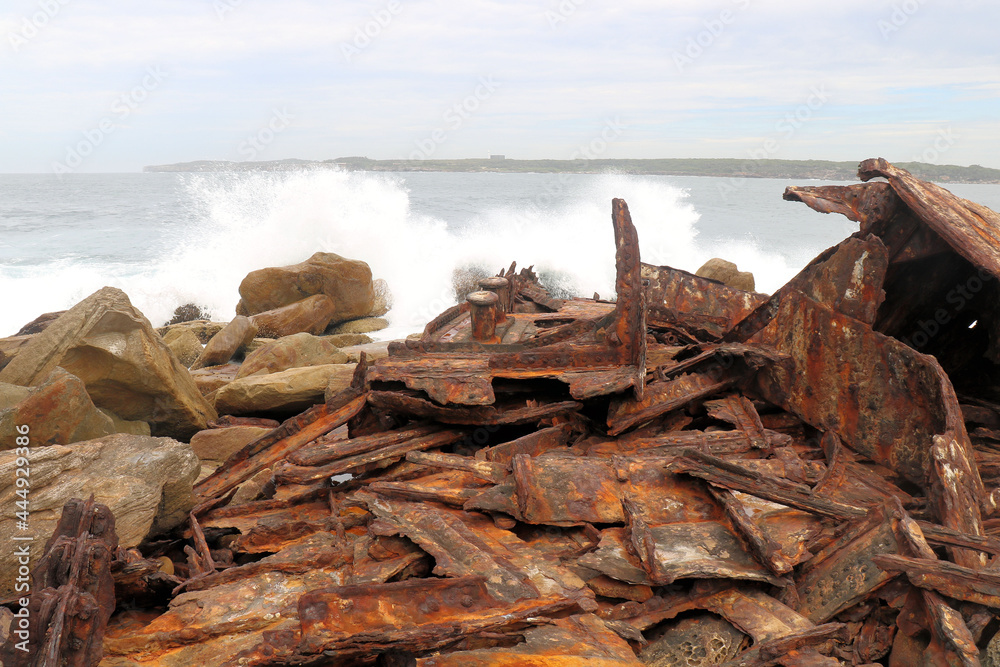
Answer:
xmin=479 ymin=276 xmax=510 ymax=320
xmin=467 ymin=290 xmax=500 ymax=342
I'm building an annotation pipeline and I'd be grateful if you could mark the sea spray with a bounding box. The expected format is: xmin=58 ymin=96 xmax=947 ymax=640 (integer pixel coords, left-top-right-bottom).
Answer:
xmin=0 ymin=170 xmax=814 ymax=338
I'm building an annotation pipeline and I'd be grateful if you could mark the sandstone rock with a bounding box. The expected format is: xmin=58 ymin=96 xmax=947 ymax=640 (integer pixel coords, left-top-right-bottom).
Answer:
xmin=16 ymin=310 xmax=66 ymax=336
xmin=190 ymin=315 xmax=258 ymax=371
xmin=0 ymin=287 xmax=217 ymax=439
xmin=0 ymin=368 xmax=116 ymax=447
xmin=0 ymin=433 xmax=199 ymax=599
xmin=236 ymin=252 xmax=376 ymax=325
xmin=190 ymin=363 xmax=241 ymax=397
xmin=328 ymin=316 xmax=389 ymax=335
xmin=327 ymin=333 xmax=373 ymax=348
xmin=339 ymin=340 xmax=392 ymax=363
xmin=236 ymin=332 xmax=349 ymax=379
xmin=163 ymin=328 xmax=203 ymax=367
xmin=156 ymin=320 xmax=226 ymax=344
xmin=325 ymin=364 xmax=360 ymax=402
xmin=250 ymin=294 xmax=338 ymax=338
xmin=216 ymin=363 xmax=356 ymax=415
xmin=243 ymin=337 xmax=275 ymax=356
xmin=189 ymin=425 xmax=272 ymax=464
xmin=695 ymin=258 xmax=756 ymax=292
xmin=0 ymin=335 xmax=34 ymax=370
xmin=370 ymin=278 xmax=392 ymax=317
xmin=0 ymin=383 xmax=30 ymax=410
xmin=231 ymin=466 xmax=273 ymax=505
xmin=103 ymin=409 xmax=152 ymax=437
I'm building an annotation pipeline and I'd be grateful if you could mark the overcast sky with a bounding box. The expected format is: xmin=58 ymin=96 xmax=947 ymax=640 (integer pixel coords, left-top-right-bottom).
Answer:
xmin=1 ymin=0 xmax=998 ymax=173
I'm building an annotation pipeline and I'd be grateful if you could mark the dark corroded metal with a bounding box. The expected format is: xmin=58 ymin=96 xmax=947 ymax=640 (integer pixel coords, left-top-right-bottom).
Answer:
xmin=642 ymin=263 xmax=768 ymax=339
xmin=746 ymin=289 xmax=986 ymax=568
xmin=1 ymin=497 xmax=117 ymax=667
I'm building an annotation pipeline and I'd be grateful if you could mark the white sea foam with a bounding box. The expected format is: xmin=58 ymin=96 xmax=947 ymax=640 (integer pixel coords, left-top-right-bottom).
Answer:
xmin=0 ymin=170 xmax=809 ymax=338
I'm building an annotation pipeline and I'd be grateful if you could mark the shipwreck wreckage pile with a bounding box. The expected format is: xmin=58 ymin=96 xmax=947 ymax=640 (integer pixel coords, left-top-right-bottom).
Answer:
xmin=11 ymin=157 xmax=1000 ymax=666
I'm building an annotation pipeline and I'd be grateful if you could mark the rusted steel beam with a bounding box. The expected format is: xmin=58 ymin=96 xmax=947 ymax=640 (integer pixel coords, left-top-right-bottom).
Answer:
xmin=608 ymin=372 xmax=728 ymax=436
xmin=273 ymin=428 xmax=467 ymax=486
xmin=368 ymin=390 xmax=582 ymax=426
xmin=874 ymin=553 xmax=1000 ymax=607
xmin=194 ymin=390 xmax=367 ymax=507
xmin=704 ymin=395 xmax=769 ymax=449
xmin=359 ymin=493 xmax=593 ymax=606
xmin=297 ymin=576 xmax=579 ymax=659
xmin=642 ymin=262 xmax=768 ymax=339
xmin=289 ymin=423 xmax=442 ymax=466
xmin=405 ymin=451 xmax=509 ymax=484
xmin=669 ymin=449 xmax=867 ymax=519
xmin=413 ymin=614 xmax=643 ymax=666
xmin=1 ymin=497 xmax=117 ymax=667
xmin=369 ymin=471 xmax=492 ymax=507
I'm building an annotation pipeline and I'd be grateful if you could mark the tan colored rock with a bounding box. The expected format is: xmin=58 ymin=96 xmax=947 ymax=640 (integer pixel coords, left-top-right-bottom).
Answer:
xmin=0 ymin=335 xmax=34 ymax=370
xmin=236 ymin=252 xmax=376 ymax=324
xmin=339 ymin=340 xmax=392 ymax=363
xmin=216 ymin=363 xmax=356 ymax=415
xmin=244 ymin=337 xmax=276 ymax=355
xmin=0 ymin=383 xmax=30 ymax=410
xmin=370 ymin=278 xmax=392 ymax=317
xmin=250 ymin=294 xmax=338 ymax=338
xmin=328 ymin=317 xmax=389 ymax=335
xmin=325 ymin=364 xmax=359 ymax=402
xmin=103 ymin=409 xmax=152 ymax=437
xmin=327 ymin=333 xmax=373 ymax=347
xmin=236 ymin=332 xmax=349 ymax=379
xmin=156 ymin=320 xmax=226 ymax=344
xmin=0 ymin=287 xmax=217 ymax=439
xmin=231 ymin=466 xmax=273 ymax=505
xmin=0 ymin=368 xmax=116 ymax=447
xmin=189 ymin=425 xmax=272 ymax=464
xmin=695 ymin=258 xmax=756 ymax=292
xmin=163 ymin=328 xmax=203 ymax=367
xmin=0 ymin=433 xmax=199 ymax=599
xmin=191 ymin=315 xmax=258 ymax=370
xmin=190 ymin=363 xmax=241 ymax=397
xmin=16 ymin=310 xmax=65 ymax=335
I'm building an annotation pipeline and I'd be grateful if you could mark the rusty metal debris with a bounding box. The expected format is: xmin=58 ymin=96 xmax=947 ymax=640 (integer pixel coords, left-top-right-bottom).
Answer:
xmin=63 ymin=161 xmax=1000 ymax=665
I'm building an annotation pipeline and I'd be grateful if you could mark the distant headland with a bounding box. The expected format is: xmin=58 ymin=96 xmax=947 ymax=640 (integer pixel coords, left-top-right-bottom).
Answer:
xmin=143 ymin=157 xmax=1000 ymax=184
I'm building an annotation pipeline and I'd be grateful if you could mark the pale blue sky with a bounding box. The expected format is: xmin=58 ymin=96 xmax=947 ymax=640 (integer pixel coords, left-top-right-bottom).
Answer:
xmin=1 ymin=0 xmax=998 ymax=172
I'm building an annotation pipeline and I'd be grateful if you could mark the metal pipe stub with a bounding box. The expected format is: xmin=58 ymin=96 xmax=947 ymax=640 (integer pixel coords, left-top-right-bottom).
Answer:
xmin=478 ymin=276 xmax=510 ymax=322
xmin=467 ymin=290 xmax=500 ymax=342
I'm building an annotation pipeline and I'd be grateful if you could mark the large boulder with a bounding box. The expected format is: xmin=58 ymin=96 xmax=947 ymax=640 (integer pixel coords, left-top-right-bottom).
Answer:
xmin=0 ymin=368 xmax=117 ymax=447
xmin=250 ymin=294 xmax=339 ymax=338
xmin=695 ymin=258 xmax=756 ymax=292
xmin=235 ymin=332 xmax=349 ymax=379
xmin=0 ymin=433 xmax=199 ymax=599
xmin=215 ymin=363 xmax=356 ymax=415
xmin=235 ymin=252 xmax=376 ymax=325
xmin=0 ymin=287 xmax=217 ymax=439
xmin=190 ymin=315 xmax=258 ymax=370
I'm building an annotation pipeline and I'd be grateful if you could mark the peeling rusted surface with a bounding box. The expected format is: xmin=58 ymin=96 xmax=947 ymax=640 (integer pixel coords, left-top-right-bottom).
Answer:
xmin=1 ymin=497 xmax=117 ymax=667
xmin=642 ymin=262 xmax=769 ymax=339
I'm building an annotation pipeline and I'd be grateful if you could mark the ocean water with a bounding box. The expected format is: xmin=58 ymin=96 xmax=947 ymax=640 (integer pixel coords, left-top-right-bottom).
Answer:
xmin=2 ymin=170 xmax=999 ymax=340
